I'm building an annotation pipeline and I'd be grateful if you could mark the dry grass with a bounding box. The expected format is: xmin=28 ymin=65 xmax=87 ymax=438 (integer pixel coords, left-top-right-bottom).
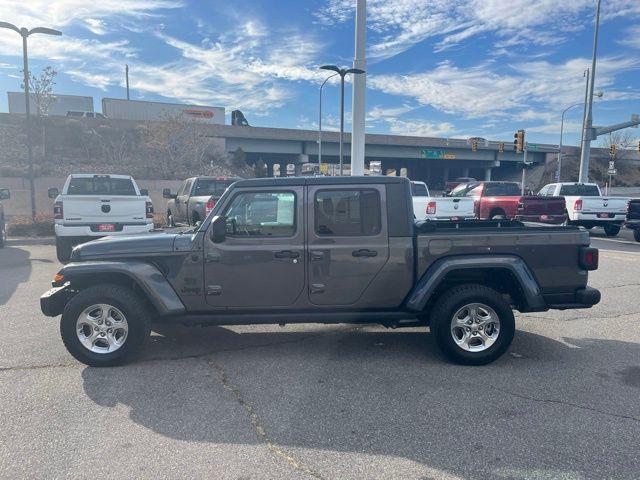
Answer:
xmin=7 ymin=214 xmax=55 ymax=237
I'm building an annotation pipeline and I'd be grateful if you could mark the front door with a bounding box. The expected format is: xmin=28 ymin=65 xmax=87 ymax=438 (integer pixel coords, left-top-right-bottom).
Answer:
xmin=307 ymin=185 xmax=390 ymax=306
xmin=204 ymin=186 xmax=305 ymax=308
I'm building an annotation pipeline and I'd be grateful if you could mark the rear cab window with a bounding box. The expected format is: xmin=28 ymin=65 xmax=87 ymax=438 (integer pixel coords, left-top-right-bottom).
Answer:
xmin=411 ymin=182 xmax=429 ymax=197
xmin=559 ymin=184 xmax=601 ymax=196
xmin=314 ymin=189 xmax=381 ymax=236
xmin=66 ymin=176 xmax=137 ymax=195
xmin=483 ymin=183 xmax=521 ymax=196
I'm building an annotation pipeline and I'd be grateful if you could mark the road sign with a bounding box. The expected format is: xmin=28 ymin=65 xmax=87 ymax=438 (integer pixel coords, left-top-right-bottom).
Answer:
xmin=421 ymin=149 xmax=455 ymax=160
xmin=608 ymin=168 xmax=617 ymax=175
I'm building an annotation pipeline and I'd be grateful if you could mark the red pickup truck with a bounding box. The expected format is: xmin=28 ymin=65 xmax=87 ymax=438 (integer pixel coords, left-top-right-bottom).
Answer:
xmin=450 ymin=181 xmax=566 ymax=223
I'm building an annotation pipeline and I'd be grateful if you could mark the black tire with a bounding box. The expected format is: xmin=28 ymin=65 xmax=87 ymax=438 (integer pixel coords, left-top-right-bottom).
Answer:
xmin=56 ymin=237 xmax=72 ymax=263
xmin=166 ymin=211 xmax=174 ymax=227
xmin=0 ymin=219 xmax=6 ymax=248
xmin=429 ymin=284 xmax=515 ymax=365
xmin=634 ymin=229 xmax=640 ymax=243
xmin=603 ymin=224 xmax=620 ymax=237
xmin=60 ymin=284 xmax=151 ymax=367
xmin=191 ymin=213 xmax=200 ymax=226
xmin=490 ymin=211 xmax=507 ymax=220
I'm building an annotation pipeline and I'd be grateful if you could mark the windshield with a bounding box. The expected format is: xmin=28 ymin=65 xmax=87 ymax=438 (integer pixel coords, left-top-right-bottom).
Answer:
xmin=483 ymin=183 xmax=521 ymax=196
xmin=559 ymin=184 xmax=601 ymax=196
xmin=67 ymin=177 xmax=137 ymax=195
xmin=193 ymin=179 xmax=236 ymax=196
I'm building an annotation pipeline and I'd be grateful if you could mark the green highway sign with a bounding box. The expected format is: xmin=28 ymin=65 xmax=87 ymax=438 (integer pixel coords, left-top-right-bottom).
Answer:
xmin=421 ymin=149 xmax=456 ymax=160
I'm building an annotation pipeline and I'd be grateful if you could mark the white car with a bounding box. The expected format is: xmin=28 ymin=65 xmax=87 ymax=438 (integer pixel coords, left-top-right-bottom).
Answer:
xmin=538 ymin=182 xmax=628 ymax=236
xmin=411 ymin=181 xmax=476 ymax=221
xmin=49 ymin=174 xmax=155 ymax=262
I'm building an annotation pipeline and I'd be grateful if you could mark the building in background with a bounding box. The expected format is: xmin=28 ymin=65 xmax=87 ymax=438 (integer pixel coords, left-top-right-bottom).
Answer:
xmin=8 ymin=92 xmax=93 ymax=116
xmin=101 ymin=98 xmax=225 ymax=124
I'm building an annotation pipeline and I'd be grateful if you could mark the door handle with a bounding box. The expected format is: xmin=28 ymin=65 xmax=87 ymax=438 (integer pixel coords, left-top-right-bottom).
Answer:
xmin=274 ymin=250 xmax=300 ymax=259
xmin=205 ymin=252 xmax=220 ymax=263
xmin=310 ymin=251 xmax=324 ymax=261
xmin=352 ymin=249 xmax=377 ymax=258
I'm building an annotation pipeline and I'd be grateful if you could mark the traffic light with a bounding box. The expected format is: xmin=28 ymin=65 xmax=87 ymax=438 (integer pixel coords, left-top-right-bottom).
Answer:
xmin=471 ymin=139 xmax=478 ymax=152
xmin=513 ymin=129 xmax=525 ymax=153
xmin=609 ymin=144 xmax=617 ymax=157
xmin=498 ymin=142 xmax=505 ymax=153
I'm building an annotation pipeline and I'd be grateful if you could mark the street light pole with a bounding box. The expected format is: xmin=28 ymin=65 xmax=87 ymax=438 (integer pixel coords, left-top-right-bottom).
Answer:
xmin=0 ymin=22 xmax=62 ymax=221
xmin=578 ymin=0 xmax=602 ymax=183
xmin=320 ymin=65 xmax=365 ymax=176
xmin=318 ymin=73 xmax=338 ymax=169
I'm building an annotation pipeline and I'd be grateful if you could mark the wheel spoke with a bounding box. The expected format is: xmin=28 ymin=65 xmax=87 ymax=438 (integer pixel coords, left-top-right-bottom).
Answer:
xmin=450 ymin=302 xmax=501 ymax=353
xmin=76 ymin=304 xmax=128 ymax=354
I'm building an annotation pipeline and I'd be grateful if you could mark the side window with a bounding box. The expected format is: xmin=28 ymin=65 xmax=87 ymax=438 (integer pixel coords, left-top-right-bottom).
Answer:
xmin=224 ymin=191 xmax=295 ymax=237
xmin=547 ymin=185 xmax=557 ymax=196
xmin=538 ymin=185 xmax=549 ymax=196
xmin=315 ymin=189 xmax=381 ymax=236
xmin=176 ymin=181 xmax=187 ymax=197
xmin=180 ymin=179 xmax=193 ymax=197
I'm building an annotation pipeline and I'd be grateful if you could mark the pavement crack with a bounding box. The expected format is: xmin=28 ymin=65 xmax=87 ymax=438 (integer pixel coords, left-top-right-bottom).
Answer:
xmin=600 ymin=283 xmax=640 ymax=290
xmin=486 ymin=383 xmax=640 ymax=423
xmin=207 ymin=358 xmax=325 ymax=480
xmin=0 ymin=362 xmax=77 ymax=373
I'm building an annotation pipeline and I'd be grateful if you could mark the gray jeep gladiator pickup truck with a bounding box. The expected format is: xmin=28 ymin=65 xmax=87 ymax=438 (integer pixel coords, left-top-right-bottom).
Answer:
xmin=41 ymin=176 xmax=600 ymax=367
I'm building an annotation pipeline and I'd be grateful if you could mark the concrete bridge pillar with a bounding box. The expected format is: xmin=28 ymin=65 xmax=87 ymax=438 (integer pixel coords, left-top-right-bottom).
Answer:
xmin=266 ymin=163 xmax=274 ymax=177
xmin=484 ymin=167 xmax=492 ymax=181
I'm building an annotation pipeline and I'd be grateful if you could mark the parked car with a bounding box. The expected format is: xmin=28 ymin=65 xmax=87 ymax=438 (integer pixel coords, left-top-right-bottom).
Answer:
xmin=452 ymin=181 xmax=566 ymax=223
xmin=538 ymin=183 xmax=629 ymax=236
xmin=163 ymin=176 xmax=238 ymax=227
xmin=41 ymin=176 xmax=600 ymax=367
xmin=411 ymin=181 xmax=476 ymax=221
xmin=49 ymin=174 xmax=154 ymax=262
xmin=0 ymin=187 xmax=10 ymax=248
xmin=625 ymin=199 xmax=640 ymax=242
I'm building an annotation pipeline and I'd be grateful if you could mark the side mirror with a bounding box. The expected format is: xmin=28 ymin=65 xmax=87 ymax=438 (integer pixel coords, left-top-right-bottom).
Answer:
xmin=47 ymin=187 xmax=59 ymax=199
xmin=162 ymin=188 xmax=176 ymax=199
xmin=210 ymin=215 xmax=227 ymax=243
xmin=140 ymin=188 xmax=149 ymax=196
xmin=0 ymin=188 xmax=9 ymax=200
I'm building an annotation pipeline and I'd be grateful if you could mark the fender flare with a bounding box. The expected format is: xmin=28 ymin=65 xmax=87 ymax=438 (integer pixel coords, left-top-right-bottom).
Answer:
xmin=59 ymin=260 xmax=186 ymax=316
xmin=405 ymin=255 xmax=545 ymax=312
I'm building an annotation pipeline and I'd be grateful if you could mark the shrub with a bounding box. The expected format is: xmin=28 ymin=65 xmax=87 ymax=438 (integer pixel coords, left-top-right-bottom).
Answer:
xmin=7 ymin=214 xmax=55 ymax=237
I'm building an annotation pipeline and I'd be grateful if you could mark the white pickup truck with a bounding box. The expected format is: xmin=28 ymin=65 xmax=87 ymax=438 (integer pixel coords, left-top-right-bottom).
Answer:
xmin=538 ymin=182 xmax=628 ymax=236
xmin=411 ymin=181 xmax=476 ymax=221
xmin=49 ymin=174 xmax=154 ymax=262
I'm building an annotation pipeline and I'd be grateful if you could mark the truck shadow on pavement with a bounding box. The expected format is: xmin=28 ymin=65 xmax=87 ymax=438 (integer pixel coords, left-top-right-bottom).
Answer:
xmin=0 ymin=246 xmax=32 ymax=305
xmin=81 ymin=326 xmax=640 ymax=479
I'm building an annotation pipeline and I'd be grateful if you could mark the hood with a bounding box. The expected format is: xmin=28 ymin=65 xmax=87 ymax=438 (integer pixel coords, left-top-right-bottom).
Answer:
xmin=71 ymin=232 xmax=182 ymax=260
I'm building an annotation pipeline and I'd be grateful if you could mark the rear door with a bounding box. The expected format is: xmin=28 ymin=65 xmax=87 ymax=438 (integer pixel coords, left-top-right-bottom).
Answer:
xmin=204 ymin=186 xmax=305 ymax=308
xmin=307 ymin=185 xmax=390 ymax=306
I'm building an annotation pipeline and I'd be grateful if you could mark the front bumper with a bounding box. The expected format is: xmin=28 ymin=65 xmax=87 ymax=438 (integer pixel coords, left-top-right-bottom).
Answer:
xmin=515 ymin=214 xmax=566 ymax=224
xmin=40 ymin=284 xmax=74 ymax=317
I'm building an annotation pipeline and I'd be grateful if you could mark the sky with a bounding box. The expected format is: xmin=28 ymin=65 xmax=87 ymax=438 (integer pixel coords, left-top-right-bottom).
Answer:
xmin=0 ymin=0 xmax=639 ymax=147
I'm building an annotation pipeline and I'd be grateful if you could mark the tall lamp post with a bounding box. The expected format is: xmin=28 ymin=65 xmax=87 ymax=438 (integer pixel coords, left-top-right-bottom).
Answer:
xmin=557 ymin=91 xmax=603 ymax=182
xmin=0 ymin=22 xmax=62 ymax=221
xmin=318 ymin=72 xmax=338 ymax=169
xmin=320 ymin=65 xmax=365 ymax=176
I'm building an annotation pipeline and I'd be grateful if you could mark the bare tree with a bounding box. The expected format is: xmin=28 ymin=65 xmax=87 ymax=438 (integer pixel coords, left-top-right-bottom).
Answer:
xmin=138 ymin=113 xmax=215 ymax=179
xmin=599 ymin=129 xmax=638 ymax=160
xmin=22 ymin=66 xmax=57 ymax=116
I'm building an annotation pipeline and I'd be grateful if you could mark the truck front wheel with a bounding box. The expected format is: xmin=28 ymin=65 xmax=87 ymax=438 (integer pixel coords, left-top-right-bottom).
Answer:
xmin=430 ymin=284 xmax=515 ymax=365
xmin=60 ymin=284 xmax=151 ymax=367
xmin=634 ymin=229 xmax=640 ymax=242
xmin=603 ymin=224 xmax=620 ymax=237
xmin=56 ymin=237 xmax=73 ymax=263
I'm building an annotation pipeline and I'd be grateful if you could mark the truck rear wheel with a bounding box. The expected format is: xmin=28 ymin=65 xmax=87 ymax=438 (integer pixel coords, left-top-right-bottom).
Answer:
xmin=56 ymin=237 xmax=73 ymax=263
xmin=429 ymin=284 xmax=515 ymax=365
xmin=603 ymin=224 xmax=620 ymax=237
xmin=60 ymin=284 xmax=151 ymax=367
xmin=634 ymin=229 xmax=640 ymax=242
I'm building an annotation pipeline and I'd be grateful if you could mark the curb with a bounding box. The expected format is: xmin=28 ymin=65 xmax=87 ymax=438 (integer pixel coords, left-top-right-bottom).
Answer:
xmin=6 ymin=236 xmax=55 ymax=246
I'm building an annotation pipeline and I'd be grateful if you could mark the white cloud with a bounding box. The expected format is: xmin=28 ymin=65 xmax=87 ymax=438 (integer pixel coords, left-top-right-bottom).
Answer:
xmin=316 ymin=0 xmax=640 ymax=59
xmin=385 ymin=119 xmax=456 ymax=137
xmin=84 ymin=18 xmax=107 ymax=35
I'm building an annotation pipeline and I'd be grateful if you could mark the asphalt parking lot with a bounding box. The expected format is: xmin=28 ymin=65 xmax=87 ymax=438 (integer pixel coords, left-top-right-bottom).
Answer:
xmin=1 ymin=229 xmax=639 ymax=479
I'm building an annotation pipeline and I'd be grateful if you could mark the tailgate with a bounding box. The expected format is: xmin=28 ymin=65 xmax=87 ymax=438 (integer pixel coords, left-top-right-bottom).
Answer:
xmin=61 ymin=196 xmax=147 ymax=224
xmin=434 ymin=198 xmax=476 ymax=218
xmin=582 ymin=197 xmax=628 ymax=213
xmin=522 ymin=196 xmax=565 ymax=215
